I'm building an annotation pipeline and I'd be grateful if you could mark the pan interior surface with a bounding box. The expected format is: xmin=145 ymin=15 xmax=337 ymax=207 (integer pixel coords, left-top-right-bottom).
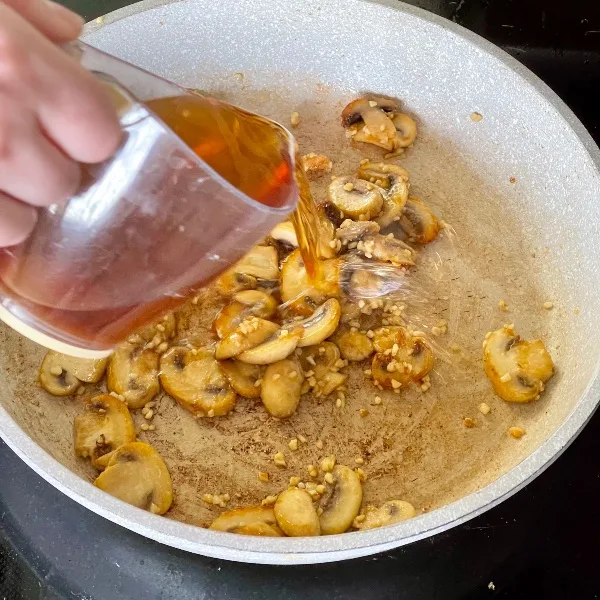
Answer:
xmin=0 ymin=0 xmax=599 ymax=564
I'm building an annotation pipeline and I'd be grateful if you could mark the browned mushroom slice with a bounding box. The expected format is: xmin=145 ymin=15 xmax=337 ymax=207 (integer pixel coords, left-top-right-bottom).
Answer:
xmin=357 ymin=500 xmax=416 ymax=530
xmin=400 ymin=197 xmax=440 ymax=244
xmin=356 ymin=162 xmax=410 ymax=228
xmin=290 ymin=299 xmax=342 ymax=348
xmin=341 ymin=97 xmax=399 ymax=128
xmin=341 ymin=98 xmax=399 ymax=152
xmin=337 ymin=331 xmax=374 ymax=362
xmin=213 ymin=291 xmax=278 ymax=339
xmin=371 ymin=327 xmax=434 ymax=388
xmin=319 ymin=465 xmax=363 ymax=535
xmin=274 ymin=488 xmax=321 ymax=537
xmin=335 ymin=219 xmax=414 ymax=266
xmin=270 ymin=221 xmax=298 ymax=248
xmin=372 ymin=326 xmax=406 ymax=352
xmin=94 ymin=442 xmax=173 ymax=514
xmin=107 ymin=343 xmax=159 ymax=409
xmin=299 ymin=341 xmax=347 ymax=397
xmin=336 ymin=219 xmax=381 ymax=245
xmin=261 ymin=358 xmax=305 ymax=417
xmin=237 ymin=327 xmax=303 ymax=365
xmin=74 ymin=394 xmax=136 ymax=469
xmin=391 ymin=113 xmax=418 ymax=148
xmin=328 ymin=177 xmax=384 ymax=221
xmin=352 ymin=235 xmax=415 ymax=266
xmin=210 ymin=506 xmax=284 ymax=536
xmin=233 ymin=245 xmax=280 ymax=280
xmin=356 ymin=161 xmax=410 ymax=190
xmin=39 ymin=351 xmax=108 ymax=396
xmin=280 ymin=249 xmax=340 ymax=316
xmin=218 ymin=360 xmax=263 ymax=398
xmin=216 ymin=270 xmax=258 ymax=296
xmin=299 ymin=342 xmax=340 ymax=379
xmin=483 ymin=325 xmax=554 ymax=403
xmin=160 ymin=347 xmax=236 ymax=416
xmin=215 ymin=317 xmax=280 ymax=360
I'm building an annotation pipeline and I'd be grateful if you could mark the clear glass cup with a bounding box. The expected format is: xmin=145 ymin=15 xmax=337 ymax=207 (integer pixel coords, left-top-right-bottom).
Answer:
xmin=0 ymin=42 xmax=297 ymax=358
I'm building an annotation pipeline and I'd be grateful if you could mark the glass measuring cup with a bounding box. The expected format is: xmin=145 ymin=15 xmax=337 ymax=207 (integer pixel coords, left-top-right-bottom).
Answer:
xmin=0 ymin=42 xmax=298 ymax=358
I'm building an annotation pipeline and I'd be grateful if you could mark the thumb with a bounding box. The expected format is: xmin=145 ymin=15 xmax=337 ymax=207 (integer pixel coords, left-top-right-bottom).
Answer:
xmin=2 ymin=0 xmax=85 ymax=44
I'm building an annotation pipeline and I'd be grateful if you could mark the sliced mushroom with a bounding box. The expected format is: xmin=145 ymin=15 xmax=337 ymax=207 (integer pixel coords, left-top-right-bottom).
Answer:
xmin=341 ymin=97 xmax=400 ymax=152
xmin=358 ymin=500 xmax=416 ymax=530
xmin=336 ymin=219 xmax=381 ymax=245
xmin=74 ymin=394 xmax=136 ymax=469
xmin=218 ymin=360 xmax=263 ymax=398
xmin=274 ymin=488 xmax=321 ymax=537
xmin=214 ymin=291 xmax=278 ymax=339
xmin=356 ymin=161 xmax=410 ymax=190
xmin=40 ymin=352 xmax=107 ymax=396
xmin=160 ymin=347 xmax=236 ymax=416
xmin=319 ymin=465 xmax=363 ymax=535
xmin=215 ymin=317 xmax=279 ymax=360
xmin=337 ymin=331 xmax=374 ymax=362
xmin=290 ymin=299 xmax=342 ymax=348
xmin=356 ymin=162 xmax=410 ymax=228
xmin=299 ymin=342 xmax=348 ymax=397
xmin=358 ymin=234 xmax=415 ymax=266
xmin=107 ymin=343 xmax=159 ymax=409
xmin=280 ymin=249 xmax=340 ymax=316
xmin=216 ymin=269 xmax=258 ymax=296
xmin=372 ymin=326 xmax=407 ymax=352
xmin=320 ymin=371 xmax=348 ymax=396
xmin=270 ymin=221 xmax=298 ymax=247
xmin=335 ymin=220 xmax=414 ymax=266
xmin=236 ymin=327 xmax=303 ymax=365
xmin=210 ymin=506 xmax=284 ymax=536
xmin=302 ymin=153 xmax=333 ymax=179
xmin=299 ymin=342 xmax=340 ymax=379
xmin=233 ymin=245 xmax=280 ymax=280
xmin=328 ymin=177 xmax=384 ymax=221
xmin=391 ymin=113 xmax=418 ymax=148
xmin=341 ymin=97 xmax=399 ymax=128
xmin=371 ymin=327 xmax=434 ymax=388
xmin=94 ymin=441 xmax=173 ymax=514
xmin=261 ymin=358 xmax=304 ymax=418
xmin=483 ymin=325 xmax=554 ymax=403
xmin=400 ymin=197 xmax=440 ymax=244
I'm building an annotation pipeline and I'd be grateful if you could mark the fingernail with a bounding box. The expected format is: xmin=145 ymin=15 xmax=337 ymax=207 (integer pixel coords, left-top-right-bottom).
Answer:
xmin=43 ymin=0 xmax=85 ymax=34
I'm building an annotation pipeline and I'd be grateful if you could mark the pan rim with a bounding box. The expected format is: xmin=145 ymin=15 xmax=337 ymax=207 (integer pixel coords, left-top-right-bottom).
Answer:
xmin=1 ymin=0 xmax=599 ymax=565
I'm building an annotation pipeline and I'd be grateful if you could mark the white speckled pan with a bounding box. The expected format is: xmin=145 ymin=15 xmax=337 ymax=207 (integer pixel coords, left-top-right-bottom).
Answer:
xmin=1 ymin=0 xmax=600 ymax=564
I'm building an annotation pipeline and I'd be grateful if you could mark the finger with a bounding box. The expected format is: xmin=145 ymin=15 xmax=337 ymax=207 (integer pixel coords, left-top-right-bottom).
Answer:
xmin=0 ymin=6 xmax=121 ymax=164
xmin=0 ymin=94 xmax=81 ymax=206
xmin=1 ymin=0 xmax=84 ymax=44
xmin=0 ymin=193 xmax=38 ymax=247
xmin=35 ymin=50 xmax=123 ymax=163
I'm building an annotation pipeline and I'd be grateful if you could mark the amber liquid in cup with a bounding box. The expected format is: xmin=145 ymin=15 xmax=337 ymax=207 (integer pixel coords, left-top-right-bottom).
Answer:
xmin=0 ymin=94 xmax=305 ymax=350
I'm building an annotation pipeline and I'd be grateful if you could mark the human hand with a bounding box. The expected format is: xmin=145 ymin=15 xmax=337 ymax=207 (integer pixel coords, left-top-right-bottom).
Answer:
xmin=0 ymin=0 xmax=121 ymax=246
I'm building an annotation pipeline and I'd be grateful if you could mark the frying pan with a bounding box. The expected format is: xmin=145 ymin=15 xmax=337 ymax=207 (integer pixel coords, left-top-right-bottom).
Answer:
xmin=0 ymin=0 xmax=599 ymax=565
